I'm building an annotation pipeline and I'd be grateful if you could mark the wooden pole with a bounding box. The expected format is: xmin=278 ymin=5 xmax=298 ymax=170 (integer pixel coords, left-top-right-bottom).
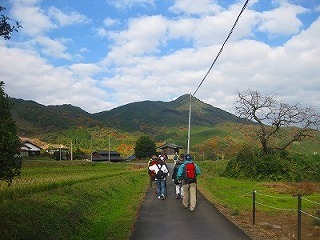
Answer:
xmin=252 ymin=190 xmax=256 ymax=225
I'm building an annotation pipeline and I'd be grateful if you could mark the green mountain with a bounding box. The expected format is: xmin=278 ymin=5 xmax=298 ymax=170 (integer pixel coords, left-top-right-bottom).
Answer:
xmin=10 ymin=98 xmax=102 ymax=136
xmin=10 ymin=94 xmax=249 ymax=137
xmin=93 ymin=94 xmax=249 ymax=132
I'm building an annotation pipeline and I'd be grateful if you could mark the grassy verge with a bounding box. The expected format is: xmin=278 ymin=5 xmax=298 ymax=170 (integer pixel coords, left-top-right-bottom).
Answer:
xmin=198 ymin=160 xmax=320 ymax=212
xmin=0 ymin=160 xmax=148 ymax=240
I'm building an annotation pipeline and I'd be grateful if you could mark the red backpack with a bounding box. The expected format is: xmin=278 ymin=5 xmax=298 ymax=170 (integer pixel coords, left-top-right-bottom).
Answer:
xmin=185 ymin=162 xmax=196 ymax=183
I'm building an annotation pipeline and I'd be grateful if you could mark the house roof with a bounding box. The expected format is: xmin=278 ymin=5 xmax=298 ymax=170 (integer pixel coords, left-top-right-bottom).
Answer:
xmin=158 ymin=143 xmax=183 ymax=149
xmin=92 ymin=155 xmax=124 ymax=161
xmin=92 ymin=150 xmax=120 ymax=155
xmin=91 ymin=151 xmax=124 ymax=162
xmin=20 ymin=140 xmax=42 ymax=151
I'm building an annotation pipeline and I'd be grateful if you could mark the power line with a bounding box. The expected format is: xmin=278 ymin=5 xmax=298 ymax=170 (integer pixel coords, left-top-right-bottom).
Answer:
xmin=192 ymin=0 xmax=250 ymax=98
xmin=185 ymin=0 xmax=250 ymax=154
xmin=172 ymin=1 xmax=250 ymax=111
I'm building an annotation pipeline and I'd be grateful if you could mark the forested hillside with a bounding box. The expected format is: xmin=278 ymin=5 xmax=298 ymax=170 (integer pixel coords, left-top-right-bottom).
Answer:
xmin=9 ymin=95 xmax=319 ymax=159
xmin=10 ymin=98 xmax=101 ymax=136
xmin=10 ymin=94 xmax=249 ymax=136
xmin=93 ymin=94 xmax=249 ymax=132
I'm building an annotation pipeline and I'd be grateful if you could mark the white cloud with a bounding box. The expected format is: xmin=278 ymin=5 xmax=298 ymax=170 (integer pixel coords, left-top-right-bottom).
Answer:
xmin=170 ymin=0 xmax=221 ymax=15
xmin=0 ymin=43 xmax=109 ymax=113
xmin=48 ymin=7 xmax=90 ymax=27
xmin=11 ymin=1 xmax=56 ymax=35
xmin=104 ymin=17 xmax=120 ymax=27
xmin=107 ymin=0 xmax=156 ymax=9
xmin=96 ymin=27 xmax=108 ymax=38
xmin=106 ymin=15 xmax=168 ymax=60
xmin=69 ymin=63 xmax=101 ymax=77
xmin=193 ymin=15 xmax=320 ymax=112
xmin=96 ymin=18 xmax=120 ymax=38
xmin=258 ymin=3 xmax=307 ymax=36
xmin=36 ymin=36 xmax=72 ymax=60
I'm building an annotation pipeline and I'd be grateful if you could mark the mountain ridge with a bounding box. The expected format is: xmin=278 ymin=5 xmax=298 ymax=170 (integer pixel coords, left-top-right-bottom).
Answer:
xmin=10 ymin=94 xmax=250 ymax=136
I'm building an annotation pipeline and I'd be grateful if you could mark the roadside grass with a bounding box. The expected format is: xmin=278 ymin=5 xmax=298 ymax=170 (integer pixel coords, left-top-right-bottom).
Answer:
xmin=197 ymin=160 xmax=320 ymax=227
xmin=0 ymin=160 xmax=148 ymax=240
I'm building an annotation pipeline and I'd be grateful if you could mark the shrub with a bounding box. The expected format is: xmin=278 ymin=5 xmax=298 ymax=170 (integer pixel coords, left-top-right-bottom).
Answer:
xmin=222 ymin=143 xmax=261 ymax=179
xmin=222 ymin=144 xmax=320 ymax=182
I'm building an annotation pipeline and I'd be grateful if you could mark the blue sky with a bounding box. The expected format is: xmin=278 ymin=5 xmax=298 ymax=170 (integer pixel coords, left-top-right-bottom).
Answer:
xmin=1 ymin=0 xmax=319 ymax=114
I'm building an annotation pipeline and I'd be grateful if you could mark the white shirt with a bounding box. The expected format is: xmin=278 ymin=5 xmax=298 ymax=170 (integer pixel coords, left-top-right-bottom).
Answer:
xmin=149 ymin=164 xmax=169 ymax=179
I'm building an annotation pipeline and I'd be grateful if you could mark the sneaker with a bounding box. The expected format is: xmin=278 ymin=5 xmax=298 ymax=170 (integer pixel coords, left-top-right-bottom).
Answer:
xmin=157 ymin=196 xmax=161 ymax=200
xmin=161 ymin=194 xmax=166 ymax=200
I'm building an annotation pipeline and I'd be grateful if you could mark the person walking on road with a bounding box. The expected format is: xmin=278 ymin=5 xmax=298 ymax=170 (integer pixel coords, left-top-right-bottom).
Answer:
xmin=149 ymin=158 xmax=169 ymax=200
xmin=177 ymin=154 xmax=201 ymax=211
xmin=147 ymin=155 xmax=158 ymax=191
xmin=172 ymin=154 xmax=184 ymax=199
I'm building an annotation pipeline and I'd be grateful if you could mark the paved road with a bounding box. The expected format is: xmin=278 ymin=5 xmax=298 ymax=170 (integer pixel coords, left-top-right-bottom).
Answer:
xmin=130 ymin=164 xmax=251 ymax=240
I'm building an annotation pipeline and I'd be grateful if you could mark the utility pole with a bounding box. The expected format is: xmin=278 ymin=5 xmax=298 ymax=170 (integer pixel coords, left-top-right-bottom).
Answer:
xmin=70 ymin=140 xmax=73 ymax=161
xmin=59 ymin=144 xmax=62 ymax=161
xmin=90 ymin=134 xmax=93 ymax=161
xmin=187 ymin=93 xmax=192 ymax=154
xmin=108 ymin=130 xmax=111 ymax=161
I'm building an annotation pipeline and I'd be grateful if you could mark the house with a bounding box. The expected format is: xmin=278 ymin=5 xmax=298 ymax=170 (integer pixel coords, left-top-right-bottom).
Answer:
xmin=20 ymin=140 xmax=42 ymax=156
xmin=47 ymin=147 xmax=70 ymax=160
xmin=91 ymin=151 xmax=124 ymax=162
xmin=157 ymin=143 xmax=183 ymax=159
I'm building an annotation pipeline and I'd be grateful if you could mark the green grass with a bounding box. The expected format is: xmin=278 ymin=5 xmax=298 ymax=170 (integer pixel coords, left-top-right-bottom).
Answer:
xmin=190 ymin=126 xmax=227 ymax=145
xmin=197 ymin=161 xmax=320 ymax=214
xmin=0 ymin=160 xmax=148 ymax=240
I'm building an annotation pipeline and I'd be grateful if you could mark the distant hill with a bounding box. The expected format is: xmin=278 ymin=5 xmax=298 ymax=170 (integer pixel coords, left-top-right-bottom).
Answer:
xmin=10 ymin=98 xmax=102 ymax=136
xmin=10 ymin=94 xmax=250 ymax=136
xmin=93 ymin=94 xmax=249 ymax=132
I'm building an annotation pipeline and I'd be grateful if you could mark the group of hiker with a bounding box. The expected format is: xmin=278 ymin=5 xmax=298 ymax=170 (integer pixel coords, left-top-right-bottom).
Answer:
xmin=148 ymin=152 xmax=201 ymax=212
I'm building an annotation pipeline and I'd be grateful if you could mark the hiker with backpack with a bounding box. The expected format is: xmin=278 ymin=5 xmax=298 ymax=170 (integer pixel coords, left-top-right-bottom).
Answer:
xmin=148 ymin=155 xmax=158 ymax=190
xmin=148 ymin=158 xmax=169 ymax=200
xmin=177 ymin=154 xmax=201 ymax=211
xmin=172 ymin=154 xmax=184 ymax=199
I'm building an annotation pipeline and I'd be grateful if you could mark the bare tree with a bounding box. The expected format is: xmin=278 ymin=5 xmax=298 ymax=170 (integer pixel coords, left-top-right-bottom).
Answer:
xmin=235 ymin=89 xmax=320 ymax=154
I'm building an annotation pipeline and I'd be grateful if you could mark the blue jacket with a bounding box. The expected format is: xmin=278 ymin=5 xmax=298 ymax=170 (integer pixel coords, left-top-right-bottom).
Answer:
xmin=177 ymin=160 xmax=201 ymax=182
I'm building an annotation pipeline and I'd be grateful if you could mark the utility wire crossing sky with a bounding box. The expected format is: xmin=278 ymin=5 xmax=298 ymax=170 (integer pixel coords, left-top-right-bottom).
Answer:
xmin=1 ymin=0 xmax=319 ymax=114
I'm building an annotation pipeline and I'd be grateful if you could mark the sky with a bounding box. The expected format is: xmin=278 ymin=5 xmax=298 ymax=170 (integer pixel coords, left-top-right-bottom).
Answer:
xmin=1 ymin=0 xmax=319 ymax=114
